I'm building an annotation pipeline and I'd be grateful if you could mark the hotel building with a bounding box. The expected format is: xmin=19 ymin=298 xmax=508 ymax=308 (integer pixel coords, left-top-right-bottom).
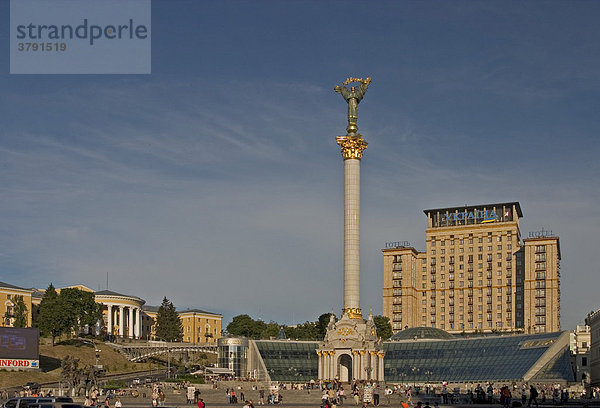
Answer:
xmin=382 ymin=202 xmax=561 ymax=335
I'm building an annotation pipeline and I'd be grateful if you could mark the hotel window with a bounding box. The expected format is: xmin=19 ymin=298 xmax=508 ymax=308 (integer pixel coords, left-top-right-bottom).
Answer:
xmin=488 ymin=246 xmax=492 ymax=251
xmin=507 ymin=244 xmax=512 ymax=250
xmin=441 ymin=240 xmax=445 ymax=246
xmin=478 ymin=237 xmax=483 ymax=243
xmin=450 ymin=248 xmax=455 ymax=254
xmin=431 ymin=249 xmax=436 ymax=255
xmin=497 ymin=245 xmax=502 ymax=251
xmin=497 ymin=236 xmax=502 ymax=242
xmin=488 ymin=236 xmax=492 ymax=243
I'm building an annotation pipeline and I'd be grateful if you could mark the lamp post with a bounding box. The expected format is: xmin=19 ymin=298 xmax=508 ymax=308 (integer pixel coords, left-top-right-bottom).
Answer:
xmin=424 ymin=371 xmax=432 ymax=394
xmin=411 ymin=366 xmax=420 ymax=389
xmin=399 ymin=372 xmax=407 ymax=385
xmin=154 ymin=336 xmax=171 ymax=379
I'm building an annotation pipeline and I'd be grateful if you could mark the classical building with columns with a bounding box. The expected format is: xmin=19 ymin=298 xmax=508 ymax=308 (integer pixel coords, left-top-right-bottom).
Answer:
xmin=0 ymin=282 xmax=222 ymax=344
xmin=95 ymin=290 xmax=145 ymax=339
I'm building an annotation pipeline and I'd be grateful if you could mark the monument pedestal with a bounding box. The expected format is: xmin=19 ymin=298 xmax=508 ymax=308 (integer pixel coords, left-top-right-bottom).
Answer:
xmin=317 ymin=311 xmax=385 ymax=382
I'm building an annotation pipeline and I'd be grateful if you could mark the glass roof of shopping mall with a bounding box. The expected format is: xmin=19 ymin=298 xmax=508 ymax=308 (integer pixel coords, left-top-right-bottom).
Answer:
xmin=253 ymin=331 xmax=574 ymax=383
xmin=390 ymin=327 xmax=454 ymax=341
xmin=254 ymin=340 xmax=319 ymax=382
xmin=383 ymin=331 xmax=574 ymax=383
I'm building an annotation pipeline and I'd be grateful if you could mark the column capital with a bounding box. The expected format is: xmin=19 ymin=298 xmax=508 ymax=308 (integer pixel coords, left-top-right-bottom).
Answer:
xmin=336 ymin=135 xmax=368 ymax=160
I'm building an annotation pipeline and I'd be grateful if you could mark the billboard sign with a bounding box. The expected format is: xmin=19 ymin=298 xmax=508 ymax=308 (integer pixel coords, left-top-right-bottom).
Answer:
xmin=0 ymin=327 xmax=40 ymax=360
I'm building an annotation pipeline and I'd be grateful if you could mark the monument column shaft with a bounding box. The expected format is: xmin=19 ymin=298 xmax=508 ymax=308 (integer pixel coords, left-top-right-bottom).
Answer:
xmin=344 ymin=158 xmax=361 ymax=310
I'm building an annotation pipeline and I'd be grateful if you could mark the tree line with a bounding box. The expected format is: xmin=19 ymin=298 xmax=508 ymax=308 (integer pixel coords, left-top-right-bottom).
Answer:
xmin=226 ymin=313 xmax=393 ymax=340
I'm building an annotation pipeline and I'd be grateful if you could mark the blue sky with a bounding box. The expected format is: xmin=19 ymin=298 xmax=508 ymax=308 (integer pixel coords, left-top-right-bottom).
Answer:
xmin=1 ymin=1 xmax=599 ymax=329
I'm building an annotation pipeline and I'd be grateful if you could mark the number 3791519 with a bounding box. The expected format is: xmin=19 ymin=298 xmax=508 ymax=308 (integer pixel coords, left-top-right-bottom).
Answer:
xmin=18 ymin=42 xmax=67 ymax=52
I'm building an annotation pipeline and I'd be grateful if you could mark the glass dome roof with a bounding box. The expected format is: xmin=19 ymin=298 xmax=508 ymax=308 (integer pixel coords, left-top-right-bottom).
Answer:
xmin=389 ymin=326 xmax=454 ymax=341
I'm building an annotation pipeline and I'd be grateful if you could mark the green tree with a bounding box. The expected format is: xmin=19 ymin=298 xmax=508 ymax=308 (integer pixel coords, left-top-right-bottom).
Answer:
xmin=284 ymin=321 xmax=318 ymax=340
xmin=226 ymin=314 xmax=262 ymax=338
xmin=316 ymin=313 xmax=337 ymax=340
xmin=38 ymin=284 xmax=69 ymax=346
xmin=12 ymin=295 xmax=28 ymax=328
xmin=59 ymin=288 xmax=103 ymax=334
xmin=373 ymin=315 xmax=393 ymax=340
xmin=260 ymin=321 xmax=281 ymax=339
xmin=155 ymin=297 xmax=183 ymax=341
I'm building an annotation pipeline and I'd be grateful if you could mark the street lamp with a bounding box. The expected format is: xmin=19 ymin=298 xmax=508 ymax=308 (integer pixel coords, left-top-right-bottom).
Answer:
xmin=411 ymin=366 xmax=420 ymax=389
xmin=424 ymin=371 xmax=433 ymax=394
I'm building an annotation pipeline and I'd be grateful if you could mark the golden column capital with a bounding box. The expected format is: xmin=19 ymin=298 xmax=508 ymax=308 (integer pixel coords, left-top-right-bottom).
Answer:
xmin=336 ymin=135 xmax=368 ymax=160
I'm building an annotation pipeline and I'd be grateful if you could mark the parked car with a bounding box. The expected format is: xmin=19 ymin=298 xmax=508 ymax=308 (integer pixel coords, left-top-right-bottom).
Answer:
xmin=3 ymin=397 xmax=73 ymax=408
xmin=27 ymin=403 xmax=83 ymax=408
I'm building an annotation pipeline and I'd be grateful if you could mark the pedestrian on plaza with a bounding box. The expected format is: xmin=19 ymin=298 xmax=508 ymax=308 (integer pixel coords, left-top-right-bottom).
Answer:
xmin=338 ymin=386 xmax=345 ymax=405
xmin=441 ymin=387 xmax=448 ymax=404
xmin=259 ymin=388 xmax=265 ymax=405
xmin=197 ymin=398 xmax=205 ymax=408
xmin=114 ymin=397 xmax=122 ymax=408
xmin=353 ymin=388 xmax=360 ymax=405
xmin=527 ymin=385 xmax=538 ymax=408
xmin=373 ymin=386 xmax=380 ymax=406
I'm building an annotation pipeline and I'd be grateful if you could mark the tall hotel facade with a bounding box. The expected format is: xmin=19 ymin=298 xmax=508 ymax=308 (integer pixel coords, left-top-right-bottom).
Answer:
xmin=383 ymin=202 xmax=561 ymax=335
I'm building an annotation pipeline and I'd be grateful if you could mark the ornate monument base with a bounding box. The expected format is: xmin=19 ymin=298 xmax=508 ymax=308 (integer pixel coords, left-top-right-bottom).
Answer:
xmin=317 ymin=311 xmax=385 ymax=382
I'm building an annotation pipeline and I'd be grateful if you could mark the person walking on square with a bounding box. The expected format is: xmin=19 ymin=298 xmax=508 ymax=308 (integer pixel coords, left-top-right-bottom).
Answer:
xmin=527 ymin=385 xmax=538 ymax=408
xmin=353 ymin=388 xmax=360 ymax=405
xmin=338 ymin=387 xmax=345 ymax=405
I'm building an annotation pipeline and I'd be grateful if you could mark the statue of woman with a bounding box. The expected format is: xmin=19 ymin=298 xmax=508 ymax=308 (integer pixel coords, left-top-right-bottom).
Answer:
xmin=334 ymin=77 xmax=371 ymax=134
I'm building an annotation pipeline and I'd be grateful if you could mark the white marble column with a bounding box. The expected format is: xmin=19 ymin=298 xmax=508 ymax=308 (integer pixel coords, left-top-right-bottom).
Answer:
xmin=378 ymin=355 xmax=385 ymax=381
xmin=344 ymin=158 xmax=361 ymax=311
xmin=318 ymin=353 xmax=323 ymax=379
xmin=360 ymin=352 xmax=365 ymax=380
xmin=128 ymin=307 xmax=134 ymax=338
xmin=106 ymin=305 xmax=112 ymax=336
xmin=118 ymin=306 xmax=124 ymax=336
xmin=136 ymin=308 xmax=142 ymax=338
